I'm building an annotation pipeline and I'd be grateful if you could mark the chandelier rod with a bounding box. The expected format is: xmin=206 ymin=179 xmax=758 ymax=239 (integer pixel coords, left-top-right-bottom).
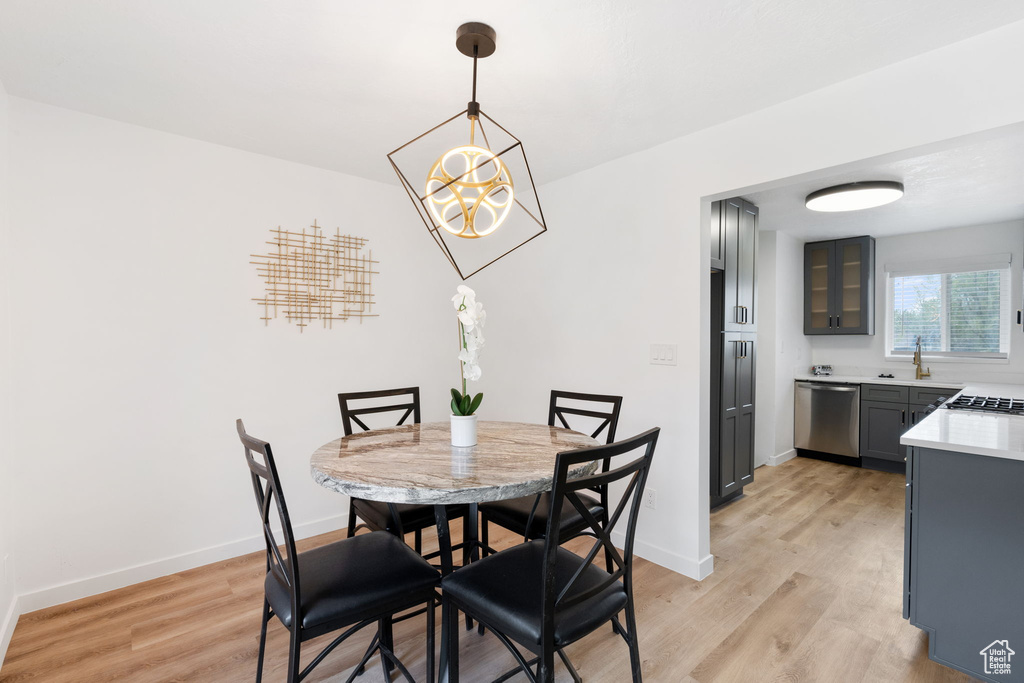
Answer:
xmin=469 ymin=45 xmax=479 ymax=143
xmin=471 ymin=45 xmax=478 ymax=105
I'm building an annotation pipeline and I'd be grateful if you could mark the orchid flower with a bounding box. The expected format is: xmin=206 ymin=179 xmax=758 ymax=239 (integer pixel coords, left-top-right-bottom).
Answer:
xmin=451 ymin=286 xmax=485 ymax=416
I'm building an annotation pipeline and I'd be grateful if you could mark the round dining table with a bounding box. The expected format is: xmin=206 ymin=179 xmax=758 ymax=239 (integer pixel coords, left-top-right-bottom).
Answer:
xmin=312 ymin=420 xmax=598 ymax=501
xmin=311 ymin=420 xmax=599 ymax=568
xmin=311 ymin=420 xmax=600 ymax=682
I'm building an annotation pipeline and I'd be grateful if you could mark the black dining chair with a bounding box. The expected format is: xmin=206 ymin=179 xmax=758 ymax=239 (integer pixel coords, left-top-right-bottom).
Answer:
xmin=440 ymin=427 xmax=660 ymax=683
xmin=479 ymin=391 xmax=623 ymax=555
xmin=237 ymin=419 xmax=440 ymax=683
xmin=339 ymin=387 xmax=473 ymax=564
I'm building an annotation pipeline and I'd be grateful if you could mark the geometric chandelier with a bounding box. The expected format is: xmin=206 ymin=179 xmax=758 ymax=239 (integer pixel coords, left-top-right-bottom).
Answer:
xmin=387 ymin=22 xmax=547 ymax=280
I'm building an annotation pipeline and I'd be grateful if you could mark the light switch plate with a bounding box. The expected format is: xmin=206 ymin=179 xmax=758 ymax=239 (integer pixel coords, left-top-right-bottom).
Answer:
xmin=650 ymin=344 xmax=678 ymax=366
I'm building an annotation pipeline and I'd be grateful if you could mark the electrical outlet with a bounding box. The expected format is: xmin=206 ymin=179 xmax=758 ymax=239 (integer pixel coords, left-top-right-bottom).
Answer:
xmin=644 ymin=488 xmax=657 ymax=510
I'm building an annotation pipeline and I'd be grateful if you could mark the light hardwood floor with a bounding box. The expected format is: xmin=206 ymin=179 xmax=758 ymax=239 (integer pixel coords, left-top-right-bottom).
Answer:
xmin=0 ymin=457 xmax=972 ymax=682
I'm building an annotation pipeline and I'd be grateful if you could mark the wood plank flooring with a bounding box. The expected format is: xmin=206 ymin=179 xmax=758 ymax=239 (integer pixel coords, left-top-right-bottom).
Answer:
xmin=0 ymin=457 xmax=972 ymax=682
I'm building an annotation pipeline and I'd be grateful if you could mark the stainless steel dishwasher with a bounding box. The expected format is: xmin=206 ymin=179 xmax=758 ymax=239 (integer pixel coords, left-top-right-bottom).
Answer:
xmin=794 ymin=380 xmax=860 ymax=459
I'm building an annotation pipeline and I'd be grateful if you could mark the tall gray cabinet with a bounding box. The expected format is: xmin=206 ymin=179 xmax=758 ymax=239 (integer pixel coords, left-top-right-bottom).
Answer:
xmin=711 ymin=198 xmax=758 ymax=507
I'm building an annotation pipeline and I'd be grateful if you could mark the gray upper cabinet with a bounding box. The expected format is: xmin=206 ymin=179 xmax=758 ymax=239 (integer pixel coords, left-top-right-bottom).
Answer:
xmin=720 ymin=198 xmax=758 ymax=332
xmin=804 ymin=235 xmax=875 ymax=335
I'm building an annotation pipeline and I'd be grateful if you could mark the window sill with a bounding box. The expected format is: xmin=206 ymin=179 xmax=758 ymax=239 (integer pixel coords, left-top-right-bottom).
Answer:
xmin=885 ymin=354 xmax=1009 ymax=365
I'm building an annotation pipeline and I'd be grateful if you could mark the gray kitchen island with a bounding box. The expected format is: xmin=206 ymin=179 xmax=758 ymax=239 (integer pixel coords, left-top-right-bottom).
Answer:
xmin=901 ymin=385 xmax=1024 ymax=682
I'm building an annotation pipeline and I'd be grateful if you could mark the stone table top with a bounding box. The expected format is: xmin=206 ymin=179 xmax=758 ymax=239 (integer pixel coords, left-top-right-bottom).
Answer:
xmin=310 ymin=421 xmax=600 ymax=504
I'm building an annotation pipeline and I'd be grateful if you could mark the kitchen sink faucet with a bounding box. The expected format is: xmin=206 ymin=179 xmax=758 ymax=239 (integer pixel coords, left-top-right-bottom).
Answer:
xmin=914 ymin=335 xmax=931 ymax=380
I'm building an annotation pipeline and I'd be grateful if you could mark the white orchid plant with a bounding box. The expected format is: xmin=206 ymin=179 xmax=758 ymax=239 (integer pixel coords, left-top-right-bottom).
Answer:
xmin=451 ymin=285 xmax=485 ymax=416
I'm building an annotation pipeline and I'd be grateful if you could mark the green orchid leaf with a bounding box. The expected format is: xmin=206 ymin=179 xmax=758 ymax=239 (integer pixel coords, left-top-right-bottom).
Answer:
xmin=460 ymin=395 xmax=471 ymax=415
xmin=451 ymin=397 xmax=462 ymax=416
xmin=451 ymin=387 xmax=463 ymax=404
xmin=469 ymin=393 xmax=484 ymax=414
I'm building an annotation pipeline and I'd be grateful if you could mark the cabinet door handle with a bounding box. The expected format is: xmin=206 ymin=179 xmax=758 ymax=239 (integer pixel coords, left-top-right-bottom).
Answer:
xmin=901 ymin=409 xmax=906 ymax=426
xmin=1018 ymin=310 xmax=1022 ymax=325
xmin=836 ymin=315 xmax=841 ymax=328
xmin=828 ymin=316 xmax=833 ymax=328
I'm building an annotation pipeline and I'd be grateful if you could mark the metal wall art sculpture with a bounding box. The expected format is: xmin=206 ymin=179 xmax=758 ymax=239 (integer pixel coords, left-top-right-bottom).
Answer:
xmin=251 ymin=221 xmax=378 ymax=331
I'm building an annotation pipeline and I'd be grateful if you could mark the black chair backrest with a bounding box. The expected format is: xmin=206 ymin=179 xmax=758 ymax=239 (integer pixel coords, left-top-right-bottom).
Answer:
xmin=541 ymin=428 xmax=659 ymax=633
xmin=338 ymin=387 xmax=421 ymax=436
xmin=548 ymin=390 xmax=622 ymax=446
xmin=236 ymin=419 xmax=301 ymax=619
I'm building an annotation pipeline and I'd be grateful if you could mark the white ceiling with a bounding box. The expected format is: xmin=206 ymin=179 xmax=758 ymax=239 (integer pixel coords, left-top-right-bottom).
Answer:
xmin=742 ymin=123 xmax=1024 ymax=240
xmin=2 ymin=1 xmax=1024 ymax=186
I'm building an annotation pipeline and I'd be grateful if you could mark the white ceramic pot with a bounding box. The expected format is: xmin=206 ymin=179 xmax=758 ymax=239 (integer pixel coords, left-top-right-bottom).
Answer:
xmin=450 ymin=414 xmax=478 ymax=447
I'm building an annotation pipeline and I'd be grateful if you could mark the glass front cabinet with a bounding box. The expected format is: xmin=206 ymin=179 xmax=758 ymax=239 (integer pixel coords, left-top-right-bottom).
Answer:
xmin=803 ymin=235 xmax=875 ymax=335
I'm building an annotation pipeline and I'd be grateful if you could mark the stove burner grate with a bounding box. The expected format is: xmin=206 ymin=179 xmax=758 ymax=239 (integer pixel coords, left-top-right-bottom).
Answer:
xmin=946 ymin=395 xmax=1024 ymax=415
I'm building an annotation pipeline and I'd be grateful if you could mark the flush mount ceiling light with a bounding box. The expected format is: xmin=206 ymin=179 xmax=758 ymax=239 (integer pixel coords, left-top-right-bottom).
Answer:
xmin=805 ymin=181 xmax=905 ymax=212
xmin=387 ymin=22 xmax=547 ymax=280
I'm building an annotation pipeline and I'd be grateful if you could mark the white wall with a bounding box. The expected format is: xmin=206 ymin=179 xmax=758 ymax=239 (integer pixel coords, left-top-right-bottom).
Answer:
xmin=754 ymin=230 xmax=810 ymax=467
xmin=809 ymin=220 xmax=1024 ymax=384
xmin=470 ymin=19 xmax=1024 ymax=579
xmin=0 ymin=79 xmax=16 ymax=665
xmin=4 ymin=98 xmax=458 ymax=615
xmin=772 ymin=232 xmax=812 ymax=460
xmin=765 ymin=231 xmax=811 ymax=464
xmin=754 ymin=232 xmax=777 ymax=468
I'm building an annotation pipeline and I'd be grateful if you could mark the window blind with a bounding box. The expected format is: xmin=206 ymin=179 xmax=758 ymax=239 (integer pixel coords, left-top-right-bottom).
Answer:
xmin=890 ymin=267 xmax=1008 ymax=358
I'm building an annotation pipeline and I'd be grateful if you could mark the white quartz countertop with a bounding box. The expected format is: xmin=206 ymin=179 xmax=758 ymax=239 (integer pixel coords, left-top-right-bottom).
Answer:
xmin=794 ymin=374 xmax=965 ymax=389
xmin=901 ymin=383 xmax=1024 ymax=462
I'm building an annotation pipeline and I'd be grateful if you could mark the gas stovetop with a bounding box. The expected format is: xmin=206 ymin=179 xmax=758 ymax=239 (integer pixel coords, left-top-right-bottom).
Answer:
xmin=945 ymin=395 xmax=1024 ymax=415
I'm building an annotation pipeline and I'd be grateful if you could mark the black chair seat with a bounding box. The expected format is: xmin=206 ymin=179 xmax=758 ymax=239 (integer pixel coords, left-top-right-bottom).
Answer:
xmin=266 ymin=531 xmax=439 ymax=632
xmin=442 ymin=540 xmax=626 ymax=648
xmin=352 ymin=499 xmax=468 ymax=536
xmin=480 ymin=492 xmax=603 ymax=541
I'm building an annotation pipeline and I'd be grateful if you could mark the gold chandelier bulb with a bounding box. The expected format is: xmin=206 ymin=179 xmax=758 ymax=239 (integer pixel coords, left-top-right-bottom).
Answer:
xmin=425 ymin=144 xmax=514 ymax=239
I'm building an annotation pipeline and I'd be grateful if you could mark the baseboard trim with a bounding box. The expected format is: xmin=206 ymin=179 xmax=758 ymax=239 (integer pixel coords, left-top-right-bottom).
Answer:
xmin=15 ymin=513 xmax=349 ymax=616
xmin=0 ymin=594 xmax=19 ymax=673
xmin=768 ymin=448 xmax=797 ymax=466
xmin=610 ymin=532 xmax=714 ymax=580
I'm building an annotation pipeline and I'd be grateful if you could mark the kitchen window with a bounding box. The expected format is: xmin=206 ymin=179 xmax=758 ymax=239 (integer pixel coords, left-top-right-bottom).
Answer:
xmin=885 ymin=255 xmax=1011 ymax=360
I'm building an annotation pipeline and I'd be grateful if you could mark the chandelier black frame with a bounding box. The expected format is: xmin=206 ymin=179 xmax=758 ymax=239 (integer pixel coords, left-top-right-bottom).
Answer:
xmin=387 ymin=22 xmax=547 ymax=280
